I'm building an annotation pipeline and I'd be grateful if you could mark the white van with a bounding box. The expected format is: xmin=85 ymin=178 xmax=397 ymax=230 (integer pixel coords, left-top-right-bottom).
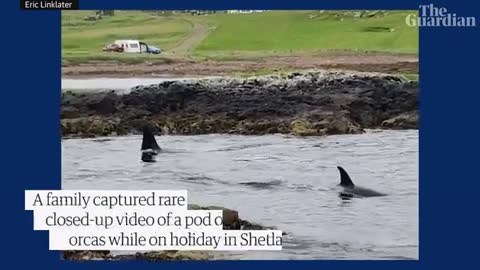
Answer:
xmin=110 ymin=40 xmax=161 ymax=54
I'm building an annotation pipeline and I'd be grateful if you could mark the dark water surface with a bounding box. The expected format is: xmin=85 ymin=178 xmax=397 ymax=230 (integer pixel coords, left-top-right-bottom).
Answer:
xmin=62 ymin=130 xmax=418 ymax=260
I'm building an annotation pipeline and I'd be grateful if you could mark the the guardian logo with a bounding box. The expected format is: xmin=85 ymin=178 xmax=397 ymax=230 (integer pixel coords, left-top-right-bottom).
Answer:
xmin=406 ymin=4 xmax=476 ymax=27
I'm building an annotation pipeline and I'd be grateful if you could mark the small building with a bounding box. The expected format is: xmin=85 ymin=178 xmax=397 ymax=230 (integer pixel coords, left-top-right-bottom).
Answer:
xmin=227 ymin=10 xmax=267 ymax=14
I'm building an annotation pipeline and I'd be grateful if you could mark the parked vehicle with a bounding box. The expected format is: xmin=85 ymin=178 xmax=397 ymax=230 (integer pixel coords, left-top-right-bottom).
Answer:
xmin=146 ymin=45 xmax=161 ymax=54
xmin=102 ymin=40 xmax=161 ymax=54
xmin=102 ymin=43 xmax=123 ymax=52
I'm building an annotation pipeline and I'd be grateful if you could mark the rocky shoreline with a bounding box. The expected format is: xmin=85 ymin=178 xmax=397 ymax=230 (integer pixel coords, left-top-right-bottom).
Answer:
xmin=61 ymin=70 xmax=418 ymax=138
xmin=62 ymin=53 xmax=418 ymax=78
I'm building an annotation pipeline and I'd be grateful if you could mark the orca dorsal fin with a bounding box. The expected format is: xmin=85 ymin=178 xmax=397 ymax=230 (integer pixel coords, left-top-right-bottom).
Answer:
xmin=337 ymin=166 xmax=354 ymax=187
xmin=141 ymin=125 xmax=161 ymax=152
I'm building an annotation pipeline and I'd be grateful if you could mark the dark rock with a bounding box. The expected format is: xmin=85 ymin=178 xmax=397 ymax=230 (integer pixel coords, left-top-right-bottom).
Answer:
xmin=112 ymin=251 xmax=210 ymax=261
xmin=382 ymin=110 xmax=418 ymax=129
xmin=61 ymin=71 xmax=418 ymax=137
xmin=63 ymin=250 xmax=210 ymax=261
xmin=188 ymin=204 xmax=241 ymax=229
xmin=87 ymin=91 xmax=119 ymax=115
xmin=61 ymin=107 xmax=81 ymax=119
xmin=61 ymin=116 xmax=120 ymax=138
xmin=63 ymin=250 xmax=111 ymax=260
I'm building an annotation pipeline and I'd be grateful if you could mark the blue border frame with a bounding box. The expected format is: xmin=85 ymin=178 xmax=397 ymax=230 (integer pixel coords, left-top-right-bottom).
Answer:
xmin=4 ymin=0 xmax=480 ymax=269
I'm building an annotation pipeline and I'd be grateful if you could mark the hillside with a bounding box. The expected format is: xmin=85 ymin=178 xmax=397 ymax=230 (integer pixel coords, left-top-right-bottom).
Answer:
xmin=61 ymin=10 xmax=418 ymax=78
xmin=196 ymin=10 xmax=418 ymax=57
xmin=62 ymin=11 xmax=193 ymax=64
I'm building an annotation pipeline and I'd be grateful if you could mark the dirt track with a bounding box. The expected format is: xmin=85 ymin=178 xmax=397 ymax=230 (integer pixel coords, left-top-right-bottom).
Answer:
xmin=62 ymin=53 xmax=418 ymax=78
xmin=171 ymin=20 xmax=210 ymax=54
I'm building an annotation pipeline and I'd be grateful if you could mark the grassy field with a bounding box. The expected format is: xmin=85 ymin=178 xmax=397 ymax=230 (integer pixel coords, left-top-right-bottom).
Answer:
xmin=62 ymin=10 xmax=418 ymax=64
xmin=62 ymin=11 xmax=192 ymax=64
xmin=195 ymin=10 xmax=418 ymax=57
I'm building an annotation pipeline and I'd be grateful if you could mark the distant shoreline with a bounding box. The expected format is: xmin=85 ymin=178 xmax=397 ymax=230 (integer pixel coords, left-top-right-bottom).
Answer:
xmin=62 ymin=53 xmax=418 ymax=79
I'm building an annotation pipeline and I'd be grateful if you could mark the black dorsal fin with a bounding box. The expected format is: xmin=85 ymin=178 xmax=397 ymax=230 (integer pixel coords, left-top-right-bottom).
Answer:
xmin=337 ymin=166 xmax=354 ymax=187
xmin=141 ymin=125 xmax=161 ymax=151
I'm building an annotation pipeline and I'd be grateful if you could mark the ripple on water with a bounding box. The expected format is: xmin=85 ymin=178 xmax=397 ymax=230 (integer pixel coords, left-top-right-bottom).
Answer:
xmin=62 ymin=130 xmax=418 ymax=260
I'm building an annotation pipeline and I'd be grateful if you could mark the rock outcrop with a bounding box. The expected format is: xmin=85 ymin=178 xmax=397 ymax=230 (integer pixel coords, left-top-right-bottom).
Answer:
xmin=63 ymin=250 xmax=211 ymax=261
xmin=381 ymin=110 xmax=419 ymax=129
xmin=61 ymin=71 xmax=418 ymax=138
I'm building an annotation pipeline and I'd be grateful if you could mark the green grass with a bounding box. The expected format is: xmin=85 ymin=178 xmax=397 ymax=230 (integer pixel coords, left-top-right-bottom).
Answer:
xmin=401 ymin=73 xmax=419 ymax=82
xmin=195 ymin=10 xmax=418 ymax=57
xmin=62 ymin=52 xmax=176 ymax=65
xmin=62 ymin=10 xmax=418 ymax=64
xmin=62 ymin=10 xmax=192 ymax=64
